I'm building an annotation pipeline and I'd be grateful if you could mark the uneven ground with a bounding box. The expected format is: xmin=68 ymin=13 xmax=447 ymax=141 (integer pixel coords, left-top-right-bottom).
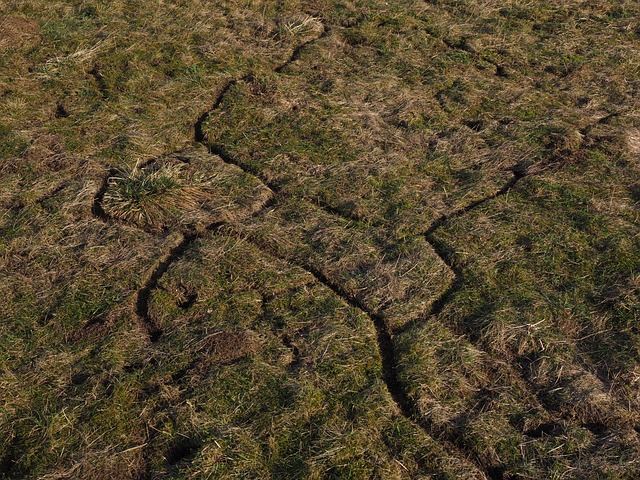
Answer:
xmin=1 ymin=0 xmax=639 ymax=478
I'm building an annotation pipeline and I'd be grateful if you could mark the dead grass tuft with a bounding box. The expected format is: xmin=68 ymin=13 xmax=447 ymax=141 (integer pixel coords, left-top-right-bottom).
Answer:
xmin=627 ymin=128 xmax=640 ymax=155
xmin=102 ymin=161 xmax=211 ymax=229
xmin=277 ymin=14 xmax=324 ymax=39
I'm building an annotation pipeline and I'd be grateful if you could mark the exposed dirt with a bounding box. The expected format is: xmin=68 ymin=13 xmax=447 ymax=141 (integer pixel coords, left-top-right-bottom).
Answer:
xmin=0 ymin=16 xmax=39 ymax=49
xmin=194 ymin=330 xmax=259 ymax=367
xmin=24 ymin=133 xmax=72 ymax=173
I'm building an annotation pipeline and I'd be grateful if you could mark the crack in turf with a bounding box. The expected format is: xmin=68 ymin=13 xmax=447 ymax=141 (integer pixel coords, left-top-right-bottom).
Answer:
xmin=402 ymin=168 xmax=527 ymax=336
xmin=244 ymin=234 xmax=411 ymax=410
xmin=88 ymin=63 xmax=109 ymax=100
xmin=409 ymin=115 xmax=638 ymax=452
xmin=191 ymin=24 xmax=499 ymax=479
xmin=84 ymin=14 xmax=635 ymax=477
xmin=194 ymin=25 xmax=329 ymax=145
xmin=274 ymin=24 xmax=329 ymax=73
xmin=244 ymin=234 xmax=491 ymax=474
xmin=416 ymin=176 xmax=526 ymax=338
xmin=92 ymin=28 xmax=329 ymax=348
xmin=135 ymin=232 xmax=194 ymax=342
xmin=91 ymin=168 xmax=115 ymax=221
xmin=424 ymin=170 xmax=526 ymax=241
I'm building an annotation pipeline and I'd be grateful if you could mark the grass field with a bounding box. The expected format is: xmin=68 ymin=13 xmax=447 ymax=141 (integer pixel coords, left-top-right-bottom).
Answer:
xmin=1 ymin=0 xmax=639 ymax=478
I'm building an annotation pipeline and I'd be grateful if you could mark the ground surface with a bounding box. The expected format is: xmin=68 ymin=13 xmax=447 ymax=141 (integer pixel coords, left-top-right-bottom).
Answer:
xmin=1 ymin=1 xmax=639 ymax=479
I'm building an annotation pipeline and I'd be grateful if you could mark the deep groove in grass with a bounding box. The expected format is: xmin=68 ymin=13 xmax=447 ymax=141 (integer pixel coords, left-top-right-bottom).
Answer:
xmin=92 ymin=28 xmax=332 ymax=346
xmin=419 ymin=115 xmax=637 ymax=423
xmin=418 ymin=161 xmax=634 ymax=447
xmin=403 ymin=170 xmax=531 ymax=477
xmin=133 ymin=223 xmax=225 ymax=342
xmin=193 ymin=25 xmax=328 ymax=145
xmin=88 ymin=63 xmax=109 ymax=100
xmin=274 ymin=25 xmax=329 ymax=73
xmin=425 ymin=169 xmax=525 ymax=240
xmin=87 ymin=63 xmax=109 ymax=100
xmin=194 ymin=78 xmax=247 ymax=144
xmin=237 ymin=232 xmax=495 ymax=479
xmin=136 ymin=232 xmax=193 ymax=342
xmin=206 ymin=143 xmax=281 ymax=193
xmin=397 ymin=168 xmax=527 ymax=338
xmin=191 ymin=24 xmax=501 ymax=477
xmin=91 ymin=168 xmax=115 ymax=220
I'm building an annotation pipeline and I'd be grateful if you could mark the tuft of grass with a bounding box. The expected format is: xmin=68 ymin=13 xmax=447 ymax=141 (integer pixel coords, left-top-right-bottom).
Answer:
xmin=102 ymin=162 xmax=210 ymax=229
xmin=277 ymin=14 xmax=324 ymax=38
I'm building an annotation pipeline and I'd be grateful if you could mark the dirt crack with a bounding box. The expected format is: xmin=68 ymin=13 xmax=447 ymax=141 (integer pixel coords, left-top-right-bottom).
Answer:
xmin=419 ymin=110 xmax=623 ymax=330
xmin=236 ymin=232 xmax=494 ymax=478
xmin=411 ymin=168 xmax=527 ymax=332
xmin=274 ymin=24 xmax=329 ymax=73
xmin=135 ymin=231 xmax=197 ymax=342
xmin=91 ymin=27 xmax=331 ymax=344
xmin=189 ymin=22 xmax=498 ymax=477
xmin=88 ymin=63 xmax=109 ymax=100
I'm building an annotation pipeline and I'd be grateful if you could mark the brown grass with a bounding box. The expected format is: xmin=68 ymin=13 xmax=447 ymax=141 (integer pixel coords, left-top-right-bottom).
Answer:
xmin=102 ymin=161 xmax=211 ymax=229
xmin=0 ymin=16 xmax=39 ymax=49
xmin=2 ymin=0 xmax=639 ymax=478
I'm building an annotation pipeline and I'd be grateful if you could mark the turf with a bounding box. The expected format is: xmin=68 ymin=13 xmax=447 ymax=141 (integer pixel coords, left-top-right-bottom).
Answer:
xmin=1 ymin=0 xmax=639 ymax=478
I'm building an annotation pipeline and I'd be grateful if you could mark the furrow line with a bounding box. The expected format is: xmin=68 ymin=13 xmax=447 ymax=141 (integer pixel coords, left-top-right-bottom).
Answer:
xmin=190 ymin=24 xmax=498 ymax=477
xmin=132 ymin=221 xmax=227 ymax=342
xmin=88 ymin=63 xmax=109 ymax=100
xmin=420 ymin=169 xmax=526 ymax=322
xmin=194 ymin=25 xmax=328 ymax=146
xmin=425 ymin=169 xmax=525 ymax=239
xmin=134 ymin=231 xmax=197 ymax=342
xmin=236 ymin=232 xmax=496 ymax=480
xmin=91 ymin=168 xmax=115 ymax=221
xmin=417 ymin=126 xmax=636 ymax=444
xmin=274 ymin=24 xmax=329 ymax=73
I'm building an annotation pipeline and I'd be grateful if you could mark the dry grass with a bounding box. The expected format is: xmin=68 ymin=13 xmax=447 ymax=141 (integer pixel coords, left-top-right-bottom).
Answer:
xmin=102 ymin=162 xmax=211 ymax=229
xmin=1 ymin=0 xmax=639 ymax=478
xmin=0 ymin=15 xmax=39 ymax=49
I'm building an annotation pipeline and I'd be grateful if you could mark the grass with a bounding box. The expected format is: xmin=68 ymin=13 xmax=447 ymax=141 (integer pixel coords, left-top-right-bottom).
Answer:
xmin=1 ymin=0 xmax=639 ymax=478
xmin=102 ymin=162 xmax=211 ymax=229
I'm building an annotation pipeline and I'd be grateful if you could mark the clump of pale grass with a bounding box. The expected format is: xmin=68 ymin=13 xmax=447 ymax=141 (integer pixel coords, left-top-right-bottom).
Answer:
xmin=102 ymin=162 xmax=210 ymax=229
xmin=277 ymin=15 xmax=323 ymax=38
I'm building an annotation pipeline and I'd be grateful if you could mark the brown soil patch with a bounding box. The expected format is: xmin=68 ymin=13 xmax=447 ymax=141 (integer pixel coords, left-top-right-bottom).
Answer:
xmin=72 ymin=449 xmax=146 ymax=480
xmin=72 ymin=313 xmax=115 ymax=342
xmin=196 ymin=330 xmax=259 ymax=366
xmin=25 ymin=133 xmax=73 ymax=172
xmin=0 ymin=16 xmax=40 ymax=49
